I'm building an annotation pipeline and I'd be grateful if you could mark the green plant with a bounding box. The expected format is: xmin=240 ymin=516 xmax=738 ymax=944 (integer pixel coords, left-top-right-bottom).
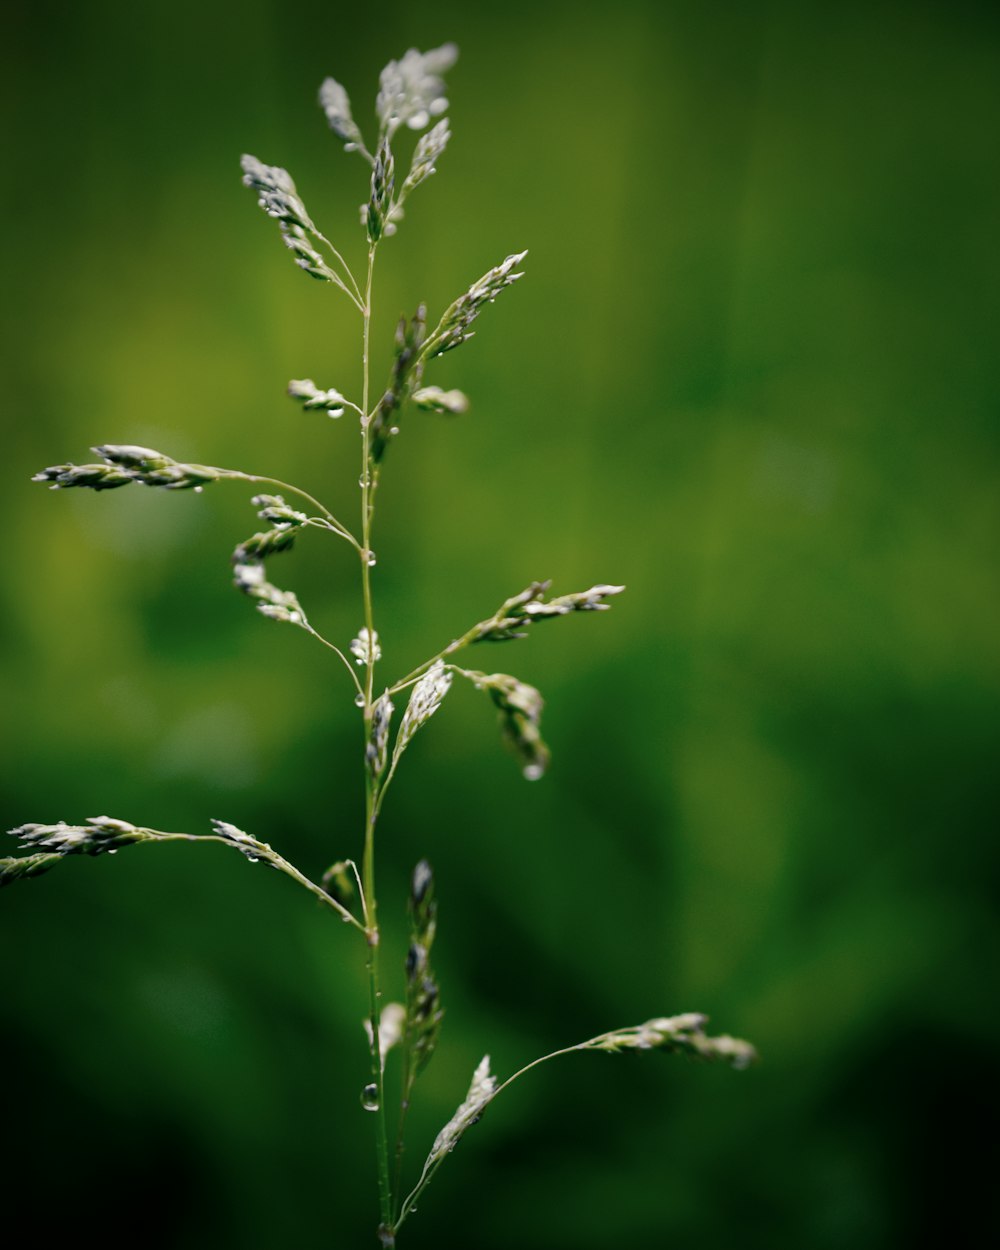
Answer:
xmin=4 ymin=44 xmax=755 ymax=1246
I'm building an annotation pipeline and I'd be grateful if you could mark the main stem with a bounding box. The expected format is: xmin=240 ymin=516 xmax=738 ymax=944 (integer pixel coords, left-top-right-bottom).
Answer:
xmin=359 ymin=243 xmax=394 ymax=1243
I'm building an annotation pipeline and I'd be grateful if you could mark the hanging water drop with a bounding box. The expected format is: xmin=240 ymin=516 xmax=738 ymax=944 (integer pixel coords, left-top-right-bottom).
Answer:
xmin=354 ymin=692 xmax=366 ymax=707
xmin=360 ymin=1083 xmax=379 ymax=1112
xmin=366 ymin=551 xmax=377 ymax=567
xmin=246 ymin=855 xmax=259 ymax=863
xmin=193 ymin=485 xmax=204 ymax=494
xmin=523 ymin=763 xmax=544 ymax=781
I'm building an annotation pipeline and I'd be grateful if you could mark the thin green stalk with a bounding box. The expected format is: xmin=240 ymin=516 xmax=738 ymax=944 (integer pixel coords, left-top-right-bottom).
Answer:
xmin=303 ymin=625 xmax=363 ymax=696
xmin=314 ymin=228 xmax=365 ymax=305
xmin=387 ymin=627 xmax=482 ymax=696
xmin=361 ymin=243 xmax=378 ymax=710
xmin=363 ymin=780 xmax=393 ymax=1242
xmin=241 ymin=473 xmax=361 ymax=549
xmin=391 ymin=1056 xmax=414 ymax=1221
xmin=142 ymin=831 xmax=367 ymax=932
xmin=359 ymin=241 xmax=394 ymax=1242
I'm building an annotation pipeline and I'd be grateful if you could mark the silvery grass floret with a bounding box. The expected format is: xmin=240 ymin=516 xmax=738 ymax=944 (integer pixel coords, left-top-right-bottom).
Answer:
xmin=9 ymin=42 xmax=755 ymax=1247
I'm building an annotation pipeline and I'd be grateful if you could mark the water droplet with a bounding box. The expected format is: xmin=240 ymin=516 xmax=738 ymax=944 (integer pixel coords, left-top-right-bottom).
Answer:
xmin=194 ymin=485 xmax=204 ymax=494
xmin=358 ymin=474 xmax=371 ymax=488
xmin=108 ymin=849 xmax=118 ymax=855
xmin=360 ymin=1083 xmax=379 ymax=1112
xmin=523 ymin=763 xmax=544 ymax=781
xmin=366 ymin=551 xmax=377 ymax=567
xmin=246 ymin=856 xmax=259 ymax=863
xmin=354 ymin=693 xmax=366 ymax=707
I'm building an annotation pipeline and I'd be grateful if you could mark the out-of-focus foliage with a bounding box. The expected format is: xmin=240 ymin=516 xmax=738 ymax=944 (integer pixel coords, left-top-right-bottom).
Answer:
xmin=1 ymin=1 xmax=997 ymax=1247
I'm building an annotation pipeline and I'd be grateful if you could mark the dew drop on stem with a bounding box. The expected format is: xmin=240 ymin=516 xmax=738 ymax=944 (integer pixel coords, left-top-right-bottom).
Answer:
xmin=360 ymin=1083 xmax=379 ymax=1112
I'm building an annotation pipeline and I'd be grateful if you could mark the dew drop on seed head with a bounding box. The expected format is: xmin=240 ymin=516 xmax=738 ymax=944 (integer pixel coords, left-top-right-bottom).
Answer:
xmin=194 ymin=485 xmax=204 ymax=494
xmin=354 ymin=693 xmax=366 ymax=707
xmin=246 ymin=856 xmax=259 ymax=863
xmin=360 ymin=1083 xmax=379 ymax=1112
xmin=523 ymin=763 xmax=544 ymax=781
xmin=108 ymin=849 xmax=118 ymax=855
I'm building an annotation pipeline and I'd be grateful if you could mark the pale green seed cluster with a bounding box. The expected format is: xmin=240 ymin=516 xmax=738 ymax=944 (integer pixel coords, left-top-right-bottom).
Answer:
xmin=33 ymin=444 xmax=233 ymax=492
xmin=587 ymin=1014 xmax=758 ymax=1070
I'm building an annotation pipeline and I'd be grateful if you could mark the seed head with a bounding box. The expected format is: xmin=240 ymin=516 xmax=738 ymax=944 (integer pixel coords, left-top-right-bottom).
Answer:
xmin=350 ymin=627 xmax=381 ymax=667
xmin=367 ymin=690 xmax=394 ymax=781
xmin=427 ymin=1055 xmax=497 ymax=1165
xmin=423 ymin=251 xmax=528 ymax=359
xmin=251 ymin=495 xmax=308 ymax=529
xmin=401 ymin=119 xmax=451 ymax=200
xmin=9 ymin=817 xmax=147 ymax=857
xmin=287 ymin=379 xmax=347 ymax=417
xmin=376 ymin=44 xmax=458 ymax=138
xmin=319 ymin=76 xmax=370 ymax=160
xmin=412 ymin=386 xmax=469 ymax=416
xmin=240 ymin=155 xmax=315 ymax=232
xmin=396 ymin=660 xmax=453 ymax=753
xmin=588 ymin=1014 xmax=758 ymax=1070
xmin=367 ymin=136 xmax=396 ymax=243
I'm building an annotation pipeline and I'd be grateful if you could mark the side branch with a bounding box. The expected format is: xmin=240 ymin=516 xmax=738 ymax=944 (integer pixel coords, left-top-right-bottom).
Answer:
xmin=393 ymin=1015 xmax=755 ymax=1234
xmin=3 ymin=817 xmax=367 ymax=934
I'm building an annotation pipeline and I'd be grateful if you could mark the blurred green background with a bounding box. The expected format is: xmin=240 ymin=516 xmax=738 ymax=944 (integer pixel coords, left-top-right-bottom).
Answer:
xmin=2 ymin=0 xmax=998 ymax=1246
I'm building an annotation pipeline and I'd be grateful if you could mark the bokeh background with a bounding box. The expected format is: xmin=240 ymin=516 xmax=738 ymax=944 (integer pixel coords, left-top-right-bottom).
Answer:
xmin=2 ymin=1 xmax=998 ymax=1246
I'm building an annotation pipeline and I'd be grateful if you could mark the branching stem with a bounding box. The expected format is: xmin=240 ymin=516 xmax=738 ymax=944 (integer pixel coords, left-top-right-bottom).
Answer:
xmin=314 ymin=228 xmax=365 ymax=305
xmin=240 ymin=473 xmax=361 ymax=549
xmin=303 ymin=625 xmax=363 ymax=695
xmin=139 ymin=831 xmax=366 ymax=932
